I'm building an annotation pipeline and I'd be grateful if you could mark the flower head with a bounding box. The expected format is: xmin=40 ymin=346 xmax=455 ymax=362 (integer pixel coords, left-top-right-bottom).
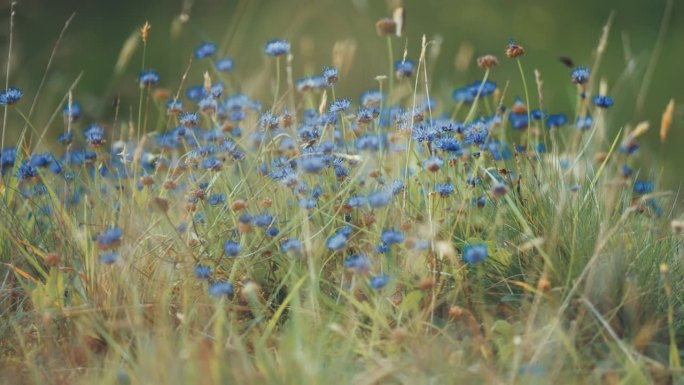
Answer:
xmin=344 ymin=254 xmax=371 ymax=273
xmin=367 ymin=190 xmax=392 ymax=208
xmin=463 ymin=243 xmax=488 ymax=265
xmin=329 ymin=98 xmax=351 ymax=114
xmin=370 ymin=274 xmax=389 ymax=290
xmin=194 ymin=265 xmax=211 ymax=279
xmin=394 ymin=59 xmax=414 ymax=78
xmin=0 ymin=87 xmax=23 ymax=105
xmin=435 ymin=183 xmax=454 ymax=197
xmin=477 ymin=55 xmax=499 ymax=69
xmin=223 ymin=240 xmax=241 ymax=256
xmin=195 ymin=42 xmax=218 ymax=59
xmin=215 ymin=57 xmax=235 ymax=72
xmin=208 ymin=281 xmax=233 ymax=297
xmin=264 ymin=39 xmax=290 ymax=56
xmin=97 ymin=227 xmax=122 ymax=250
xmin=571 ymin=66 xmax=590 ymax=85
xmin=381 ymin=229 xmax=404 ymax=245
xmin=505 ymin=40 xmax=525 ymax=58
xmin=323 ymin=66 xmax=339 ymax=85
xmin=593 ymin=95 xmax=614 ymax=109
xmin=139 ymin=70 xmax=160 ymax=86
xmin=100 ymin=251 xmax=118 ymax=265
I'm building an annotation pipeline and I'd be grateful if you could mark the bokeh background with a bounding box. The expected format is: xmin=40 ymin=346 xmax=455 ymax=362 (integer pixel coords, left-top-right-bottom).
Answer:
xmin=2 ymin=0 xmax=683 ymax=187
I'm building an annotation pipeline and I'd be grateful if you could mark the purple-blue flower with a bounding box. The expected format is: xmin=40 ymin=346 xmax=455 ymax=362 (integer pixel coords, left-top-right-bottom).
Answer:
xmin=593 ymin=95 xmax=614 ymax=109
xmin=571 ymin=66 xmax=590 ymax=85
xmin=208 ymin=281 xmax=233 ymax=297
xmin=463 ymin=243 xmax=488 ymax=265
xmin=223 ymin=241 xmax=241 ymax=256
xmin=194 ymin=265 xmax=212 ymax=279
xmin=264 ymin=39 xmax=290 ymax=56
xmin=370 ymin=274 xmax=389 ymax=290
xmin=195 ymin=42 xmax=218 ymax=59
xmin=216 ymin=57 xmax=235 ymax=72
xmin=139 ymin=70 xmax=160 ymax=86
xmin=0 ymin=87 xmax=23 ymax=105
xmin=381 ymin=229 xmax=404 ymax=245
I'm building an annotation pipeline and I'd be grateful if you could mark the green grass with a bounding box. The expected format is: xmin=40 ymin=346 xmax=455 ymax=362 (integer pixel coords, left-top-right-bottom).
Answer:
xmin=1 ymin=3 xmax=683 ymax=385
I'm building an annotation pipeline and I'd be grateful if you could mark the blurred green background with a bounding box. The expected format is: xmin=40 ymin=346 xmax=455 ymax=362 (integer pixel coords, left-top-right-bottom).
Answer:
xmin=2 ymin=0 xmax=683 ymax=187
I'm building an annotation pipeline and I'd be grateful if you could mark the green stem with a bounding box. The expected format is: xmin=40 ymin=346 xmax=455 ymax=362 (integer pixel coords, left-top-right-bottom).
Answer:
xmin=516 ymin=58 xmax=533 ymax=149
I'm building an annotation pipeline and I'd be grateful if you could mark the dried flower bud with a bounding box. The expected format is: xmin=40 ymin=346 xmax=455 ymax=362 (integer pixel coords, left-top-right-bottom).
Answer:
xmin=376 ymin=18 xmax=397 ymax=36
xmin=477 ymin=54 xmax=499 ymax=69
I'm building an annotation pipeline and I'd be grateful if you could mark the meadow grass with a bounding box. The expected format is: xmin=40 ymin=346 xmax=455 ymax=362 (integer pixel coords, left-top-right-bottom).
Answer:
xmin=1 ymin=4 xmax=683 ymax=385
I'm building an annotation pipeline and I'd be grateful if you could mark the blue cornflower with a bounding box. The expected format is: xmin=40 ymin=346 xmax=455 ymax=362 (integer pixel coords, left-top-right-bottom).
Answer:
xmin=202 ymin=157 xmax=222 ymax=171
xmin=375 ymin=243 xmax=389 ymax=254
xmin=329 ymin=98 xmax=351 ymax=113
xmin=531 ymin=109 xmax=545 ymax=120
xmin=223 ymin=241 xmax=241 ymax=257
xmin=545 ymin=113 xmax=568 ymax=128
xmin=29 ymin=153 xmax=54 ymax=168
xmin=84 ymin=124 xmax=106 ymax=148
xmin=344 ymin=254 xmax=371 ymax=273
xmin=0 ymin=87 xmax=23 ymax=105
xmin=186 ymin=85 xmax=208 ymax=102
xmin=508 ymin=113 xmax=529 ymax=130
xmin=323 ymin=66 xmax=339 ymax=85
xmin=576 ymin=115 xmax=593 ymax=130
xmin=17 ymin=162 xmax=38 ymax=181
xmin=266 ymin=227 xmax=279 ymax=237
xmin=434 ymin=137 xmax=461 ymax=153
xmin=327 ymin=232 xmax=348 ymax=251
xmin=311 ymin=184 xmax=323 ymax=199
xmin=367 ymin=190 xmax=392 ymax=208
xmin=300 ymin=154 xmax=328 ymax=174
xmin=571 ymin=66 xmax=590 ymax=85
xmin=194 ymin=265 xmax=212 ymax=279
xmin=179 ymin=112 xmax=200 ymax=127
xmin=423 ymin=156 xmax=444 ymax=172
xmin=633 ymin=180 xmax=654 ymax=195
xmin=463 ymin=243 xmax=488 ymax=265
xmin=254 ymin=214 xmax=274 ymax=227
xmin=99 ymin=251 xmax=118 ymax=265
xmin=468 ymin=80 xmax=497 ymax=98
xmin=97 ymin=227 xmax=122 ymax=250
xmin=347 ymin=196 xmax=367 ymax=208
xmin=296 ymin=76 xmax=327 ymax=92
xmin=209 ymin=193 xmax=226 ymax=206
xmin=299 ymin=198 xmax=317 ymax=209
xmin=593 ymin=95 xmax=614 ymax=109
xmin=370 ymin=274 xmax=389 ymax=290
xmin=195 ymin=42 xmax=218 ymax=59
xmin=360 ymin=90 xmax=383 ymax=107
xmin=215 ymin=57 xmax=235 ymax=72
xmin=63 ymin=102 xmax=81 ymax=120
xmin=264 ymin=39 xmax=290 ymax=56
xmin=390 ymin=180 xmax=404 ymax=195
xmin=166 ymin=99 xmax=183 ymax=114
xmin=139 ymin=69 xmax=160 ymax=86
xmin=208 ymin=281 xmax=233 ymax=297
xmin=621 ymin=165 xmax=633 ymax=177
xmin=57 ymin=132 xmax=73 ymax=146
xmin=210 ymin=83 xmax=224 ymax=98
xmin=381 ymin=229 xmax=404 ymax=245
xmin=281 ymin=238 xmax=302 ymax=253
xmin=356 ymin=108 xmax=378 ymax=124
xmin=463 ymin=120 xmax=490 ymax=145
xmin=239 ymin=214 xmax=253 ymax=224
xmin=452 ymin=86 xmax=476 ymax=104
xmin=395 ymin=59 xmax=414 ymax=78
xmin=435 ymin=183 xmax=454 ymax=197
